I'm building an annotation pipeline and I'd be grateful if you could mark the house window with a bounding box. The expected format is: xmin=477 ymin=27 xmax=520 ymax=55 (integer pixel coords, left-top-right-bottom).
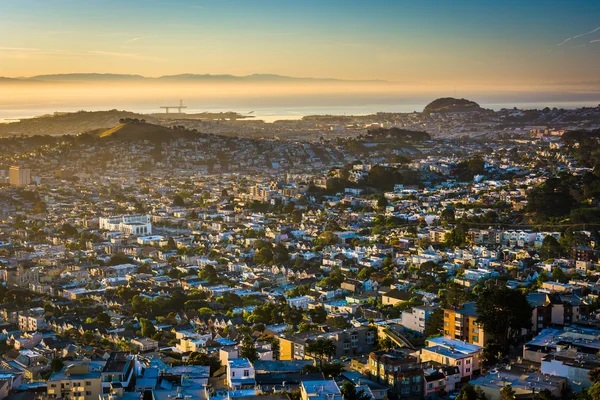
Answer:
xmin=244 ymin=370 xmax=249 ymax=377
xmin=466 ymin=368 xmax=471 ymax=373
xmin=466 ymin=359 xmax=471 ymax=364
xmin=428 ymin=383 xmax=433 ymax=389
xmin=538 ymin=316 xmax=544 ymax=321
xmin=457 ymin=361 xmax=461 ymax=366
xmin=86 ymin=391 xmax=92 ymax=396
xmin=232 ymin=371 xmax=235 ymax=377
xmin=472 ymin=336 xmax=479 ymax=342
xmin=472 ymin=328 xmax=479 ymax=333
xmin=413 ymin=376 xmax=421 ymax=382
xmin=85 ymin=381 xmax=91 ymax=386
xmin=344 ymin=343 xmax=350 ymax=350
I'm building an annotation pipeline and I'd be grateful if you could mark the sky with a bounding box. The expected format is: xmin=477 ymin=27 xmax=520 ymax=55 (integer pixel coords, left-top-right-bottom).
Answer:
xmin=0 ymin=0 xmax=599 ymax=86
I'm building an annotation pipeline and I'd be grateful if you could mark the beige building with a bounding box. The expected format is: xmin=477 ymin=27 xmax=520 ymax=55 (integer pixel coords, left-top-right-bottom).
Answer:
xmin=9 ymin=166 xmax=31 ymax=187
xmin=47 ymin=362 xmax=102 ymax=400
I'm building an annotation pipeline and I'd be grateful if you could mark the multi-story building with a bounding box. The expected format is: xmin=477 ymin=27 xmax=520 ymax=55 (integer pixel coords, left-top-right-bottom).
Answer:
xmin=401 ymin=305 xmax=438 ymax=336
xmin=100 ymin=352 xmax=134 ymax=395
xmin=420 ymin=337 xmax=484 ymax=378
xmin=300 ymin=380 xmax=342 ymax=400
xmin=279 ymin=326 xmax=376 ymax=361
xmin=443 ymin=302 xmax=489 ymax=346
xmin=227 ymin=358 xmax=256 ymax=389
xmin=9 ymin=166 xmax=31 ymax=187
xmin=99 ymin=214 xmax=152 ymax=236
xmin=527 ymin=292 xmax=587 ymax=333
xmin=47 ymin=362 xmax=102 ymax=400
xmin=18 ymin=314 xmax=47 ymax=332
xmin=366 ymin=350 xmax=424 ymax=400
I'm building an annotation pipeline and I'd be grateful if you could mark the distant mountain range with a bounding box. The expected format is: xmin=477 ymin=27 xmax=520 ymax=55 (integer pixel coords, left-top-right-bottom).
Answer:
xmin=0 ymin=73 xmax=385 ymax=84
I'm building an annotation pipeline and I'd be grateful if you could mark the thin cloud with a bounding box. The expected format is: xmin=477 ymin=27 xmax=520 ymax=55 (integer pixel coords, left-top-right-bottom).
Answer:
xmin=558 ymin=25 xmax=600 ymax=46
xmin=0 ymin=47 xmax=39 ymax=51
xmin=591 ymin=39 xmax=600 ymax=43
xmin=125 ymin=37 xmax=142 ymax=43
xmin=88 ymin=50 xmax=142 ymax=58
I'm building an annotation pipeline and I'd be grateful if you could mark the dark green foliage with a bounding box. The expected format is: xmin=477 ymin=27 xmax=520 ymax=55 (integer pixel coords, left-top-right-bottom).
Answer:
xmin=539 ymin=236 xmax=563 ymax=260
xmin=476 ymin=285 xmax=532 ymax=351
xmin=340 ymin=381 xmax=372 ymax=400
xmin=240 ymin=335 xmax=259 ymax=362
xmin=526 ymin=177 xmax=575 ymax=219
xmin=455 ymin=384 xmax=489 ymax=400
xmin=423 ymin=308 xmax=443 ymax=338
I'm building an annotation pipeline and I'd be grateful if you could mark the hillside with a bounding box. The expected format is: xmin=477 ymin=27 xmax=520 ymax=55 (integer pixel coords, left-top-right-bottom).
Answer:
xmin=95 ymin=121 xmax=202 ymax=141
xmin=423 ymin=97 xmax=484 ymax=114
xmin=3 ymin=73 xmax=384 ymax=84
xmin=0 ymin=110 xmax=158 ymax=137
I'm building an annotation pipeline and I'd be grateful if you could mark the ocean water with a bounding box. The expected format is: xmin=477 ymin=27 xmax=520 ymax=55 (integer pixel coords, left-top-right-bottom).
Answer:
xmin=0 ymin=94 xmax=599 ymax=124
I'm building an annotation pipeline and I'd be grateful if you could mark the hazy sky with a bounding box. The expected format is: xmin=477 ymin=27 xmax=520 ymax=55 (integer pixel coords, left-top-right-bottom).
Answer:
xmin=1 ymin=0 xmax=600 ymax=85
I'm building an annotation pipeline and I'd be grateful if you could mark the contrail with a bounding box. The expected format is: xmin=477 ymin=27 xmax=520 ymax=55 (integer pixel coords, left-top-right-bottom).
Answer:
xmin=558 ymin=25 xmax=600 ymax=46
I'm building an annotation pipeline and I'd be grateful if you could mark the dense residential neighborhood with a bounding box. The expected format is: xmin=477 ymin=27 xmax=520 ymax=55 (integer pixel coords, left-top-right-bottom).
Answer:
xmin=0 ymin=103 xmax=600 ymax=400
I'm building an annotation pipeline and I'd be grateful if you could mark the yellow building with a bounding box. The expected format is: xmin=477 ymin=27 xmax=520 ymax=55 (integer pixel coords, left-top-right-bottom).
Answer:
xmin=9 ymin=166 xmax=31 ymax=187
xmin=443 ymin=302 xmax=489 ymax=346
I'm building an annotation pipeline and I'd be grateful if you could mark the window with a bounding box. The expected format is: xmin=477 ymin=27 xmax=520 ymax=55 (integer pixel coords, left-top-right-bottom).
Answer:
xmin=466 ymin=368 xmax=471 ymax=373
xmin=457 ymin=361 xmax=461 ymax=366
xmin=444 ymin=322 xmax=449 ymax=327
xmin=472 ymin=336 xmax=479 ymax=342
xmin=344 ymin=343 xmax=350 ymax=350
xmin=538 ymin=316 xmax=544 ymax=321
xmin=86 ymin=392 xmax=92 ymax=396
xmin=413 ymin=376 xmax=421 ymax=382
xmin=466 ymin=359 xmax=471 ymax=365
xmin=472 ymin=328 xmax=479 ymax=333
xmin=244 ymin=370 xmax=249 ymax=377
xmin=445 ymin=313 xmax=449 ymax=318
xmin=428 ymin=383 xmax=433 ymax=389
xmin=85 ymin=382 xmax=91 ymax=386
xmin=232 ymin=371 xmax=235 ymax=377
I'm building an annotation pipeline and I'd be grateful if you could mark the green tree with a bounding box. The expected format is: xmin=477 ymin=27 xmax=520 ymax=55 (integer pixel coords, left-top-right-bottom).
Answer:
xmin=340 ymin=381 xmax=371 ymax=400
xmin=476 ymin=285 xmax=532 ymax=351
xmin=456 ymin=384 xmax=489 ymax=400
xmin=240 ymin=335 xmax=259 ymax=362
xmin=540 ymin=236 xmax=563 ymax=260
xmin=308 ymin=307 xmax=327 ymax=324
xmin=551 ymin=267 xmax=568 ymax=284
xmin=316 ymin=231 xmax=337 ymax=246
xmin=173 ymin=194 xmax=185 ymax=207
xmin=140 ymin=318 xmax=156 ymax=338
xmin=500 ymin=385 xmax=515 ymax=400
xmin=423 ymin=308 xmax=443 ymax=338
xmin=50 ymin=358 xmax=64 ymax=373
xmin=305 ymin=338 xmax=337 ymax=368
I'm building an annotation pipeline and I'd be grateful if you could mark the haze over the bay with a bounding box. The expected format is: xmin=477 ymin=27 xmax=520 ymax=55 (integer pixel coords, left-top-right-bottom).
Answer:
xmin=1 ymin=0 xmax=600 ymax=120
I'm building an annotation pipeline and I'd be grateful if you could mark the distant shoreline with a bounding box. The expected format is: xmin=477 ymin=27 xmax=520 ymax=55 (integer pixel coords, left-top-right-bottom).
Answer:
xmin=2 ymin=100 xmax=600 ymax=125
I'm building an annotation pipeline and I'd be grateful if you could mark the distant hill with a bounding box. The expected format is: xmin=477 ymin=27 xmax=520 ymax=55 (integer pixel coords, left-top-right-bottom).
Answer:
xmin=3 ymin=73 xmax=385 ymax=84
xmin=0 ymin=110 xmax=157 ymax=137
xmin=95 ymin=120 xmax=202 ymax=141
xmin=423 ymin=97 xmax=485 ymax=114
xmin=30 ymin=73 xmax=147 ymax=82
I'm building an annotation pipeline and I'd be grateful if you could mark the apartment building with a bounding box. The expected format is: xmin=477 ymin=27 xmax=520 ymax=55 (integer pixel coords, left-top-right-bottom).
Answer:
xmin=443 ymin=302 xmax=489 ymax=346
